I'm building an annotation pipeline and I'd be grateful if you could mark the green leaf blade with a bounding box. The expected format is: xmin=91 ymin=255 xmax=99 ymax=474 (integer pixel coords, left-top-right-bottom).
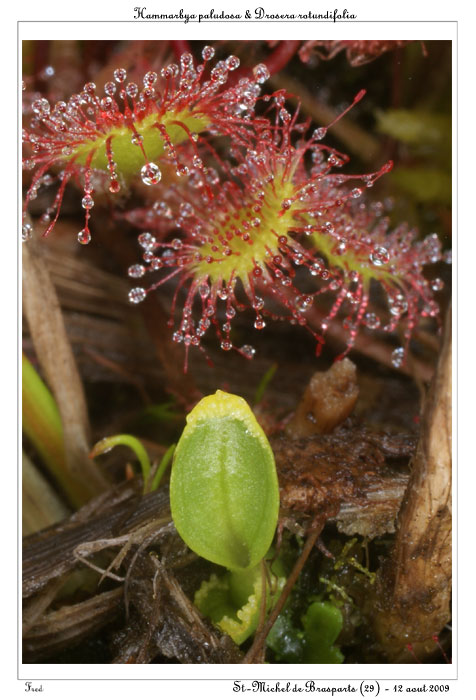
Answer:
xmin=170 ymin=391 xmax=279 ymax=571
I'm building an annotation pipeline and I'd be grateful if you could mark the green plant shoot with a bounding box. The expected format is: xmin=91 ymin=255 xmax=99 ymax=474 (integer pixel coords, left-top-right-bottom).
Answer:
xmin=22 ymin=353 xmax=90 ymax=507
xmin=170 ymin=390 xmax=280 ymax=571
xmin=89 ymin=434 xmax=152 ymax=492
xmin=195 ymin=557 xmax=286 ymax=645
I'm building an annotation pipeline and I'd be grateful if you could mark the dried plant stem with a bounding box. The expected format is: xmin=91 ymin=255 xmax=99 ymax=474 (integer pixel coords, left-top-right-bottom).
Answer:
xmin=22 ymin=451 xmax=70 ymax=536
xmin=242 ymin=516 xmax=326 ymax=664
xmin=22 ymin=236 xmax=108 ymax=502
xmin=22 ymin=574 xmax=69 ymax=636
xmin=23 ymin=587 xmax=124 ymax=662
xmin=372 ymin=306 xmax=452 ymax=661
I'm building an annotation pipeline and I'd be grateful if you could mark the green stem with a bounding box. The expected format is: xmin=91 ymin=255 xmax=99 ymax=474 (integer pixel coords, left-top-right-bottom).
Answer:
xmin=253 ymin=363 xmax=278 ymax=405
xmin=150 ymin=443 xmax=176 ymax=492
xmin=22 ymin=353 xmax=92 ymax=508
xmin=90 ymin=434 xmax=152 ymax=491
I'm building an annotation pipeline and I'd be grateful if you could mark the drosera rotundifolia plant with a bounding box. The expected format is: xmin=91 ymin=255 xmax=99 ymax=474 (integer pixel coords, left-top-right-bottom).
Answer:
xmin=22 ymin=46 xmax=267 ymax=244
xmin=125 ymin=94 xmax=444 ymax=370
xmin=22 ymin=40 xmax=452 ymax=665
xmin=22 ymin=41 xmax=449 ymax=372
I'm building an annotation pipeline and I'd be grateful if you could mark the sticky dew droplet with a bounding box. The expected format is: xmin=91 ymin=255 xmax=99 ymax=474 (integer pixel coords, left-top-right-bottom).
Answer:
xmin=364 ymin=312 xmax=381 ymax=330
xmin=138 ymin=232 xmax=157 ymax=250
xmin=431 ymin=278 xmax=444 ymax=292
xmin=369 ymin=246 xmax=390 ymax=266
xmin=313 ymin=127 xmax=327 ymax=141
xmin=391 ymin=347 xmax=405 ymax=368
xmin=22 ymin=223 xmax=33 ymax=242
xmin=113 ymin=68 xmax=127 ymax=83
xmin=128 ymin=264 xmax=146 ymax=278
xmin=252 ymin=63 xmax=270 ymax=84
xmin=141 ymin=162 xmax=162 ymax=186
xmin=201 ymin=46 xmax=215 ymax=61
xmin=240 ymin=344 xmax=256 ymax=359
xmin=77 ymin=228 xmax=91 ymax=245
xmin=128 ymin=287 xmax=147 ymax=304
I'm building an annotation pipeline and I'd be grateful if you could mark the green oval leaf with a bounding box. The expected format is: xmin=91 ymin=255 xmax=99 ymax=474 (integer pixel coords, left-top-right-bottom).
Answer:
xmin=170 ymin=390 xmax=279 ymax=571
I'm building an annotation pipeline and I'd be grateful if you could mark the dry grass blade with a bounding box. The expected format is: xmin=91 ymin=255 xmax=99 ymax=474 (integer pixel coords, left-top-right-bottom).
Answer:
xmin=22 ymin=451 xmax=70 ymax=536
xmin=22 ymin=234 xmax=108 ymax=500
xmin=23 ymin=587 xmax=124 ymax=662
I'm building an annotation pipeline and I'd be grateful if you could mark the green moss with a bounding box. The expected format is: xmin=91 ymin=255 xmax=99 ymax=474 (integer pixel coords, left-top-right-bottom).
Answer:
xmin=267 ymin=600 xmax=344 ymax=664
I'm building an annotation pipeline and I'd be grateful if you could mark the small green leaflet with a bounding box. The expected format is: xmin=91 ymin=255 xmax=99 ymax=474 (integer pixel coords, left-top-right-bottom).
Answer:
xmin=170 ymin=390 xmax=279 ymax=571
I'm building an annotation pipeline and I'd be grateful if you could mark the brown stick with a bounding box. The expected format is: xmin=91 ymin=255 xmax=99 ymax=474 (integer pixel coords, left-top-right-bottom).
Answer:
xmin=22 ymin=235 xmax=108 ymax=501
xmin=242 ymin=516 xmax=326 ymax=663
xmin=372 ymin=305 xmax=452 ymax=661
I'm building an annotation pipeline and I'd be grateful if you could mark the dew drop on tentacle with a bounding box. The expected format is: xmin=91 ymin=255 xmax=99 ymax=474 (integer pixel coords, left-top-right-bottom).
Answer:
xmin=113 ymin=68 xmax=127 ymax=83
xmin=179 ymin=202 xmax=194 ymax=218
xmin=131 ymin=133 xmax=143 ymax=146
xmin=22 ymin=222 xmax=33 ymax=242
xmin=201 ymin=46 xmax=216 ymax=61
xmin=77 ymin=228 xmax=91 ymax=245
xmin=32 ymin=98 xmax=51 ymax=115
xmin=104 ymin=81 xmax=116 ymax=96
xmin=240 ymin=344 xmax=256 ymax=359
xmin=81 ymin=194 xmax=94 ymax=209
xmin=313 ymin=127 xmax=327 ymax=141
xmin=364 ymin=312 xmax=381 ymax=330
xmin=391 ymin=347 xmax=405 ymax=368
xmin=141 ymin=162 xmax=162 ymax=186
xmin=128 ymin=287 xmax=147 ymax=304
xmin=369 ymin=246 xmax=390 ymax=266
xmin=128 ymin=264 xmax=146 ymax=278
xmin=138 ymin=232 xmax=157 ymax=250
xmin=143 ymin=71 xmax=158 ymax=86
xmin=252 ymin=63 xmax=270 ymax=84
xmin=198 ymin=283 xmax=210 ymax=299
xmin=422 ymin=300 xmax=439 ymax=318
xmin=226 ymin=55 xmax=240 ymax=70
xmin=109 ymin=179 xmax=121 ymax=193
xmin=388 ymin=293 xmax=408 ymax=317
xmin=431 ymin=278 xmax=444 ymax=292
xmin=443 ymin=250 xmax=452 ymax=265
xmin=421 ymin=232 xmax=442 ymax=263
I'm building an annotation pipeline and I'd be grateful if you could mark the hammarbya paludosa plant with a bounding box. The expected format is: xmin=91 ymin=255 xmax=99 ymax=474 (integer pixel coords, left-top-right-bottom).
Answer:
xmin=170 ymin=390 xmax=283 ymax=643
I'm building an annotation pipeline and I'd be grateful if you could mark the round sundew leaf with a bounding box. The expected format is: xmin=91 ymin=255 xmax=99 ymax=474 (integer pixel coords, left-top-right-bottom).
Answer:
xmin=170 ymin=390 xmax=279 ymax=571
xmin=72 ymin=111 xmax=209 ymax=177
